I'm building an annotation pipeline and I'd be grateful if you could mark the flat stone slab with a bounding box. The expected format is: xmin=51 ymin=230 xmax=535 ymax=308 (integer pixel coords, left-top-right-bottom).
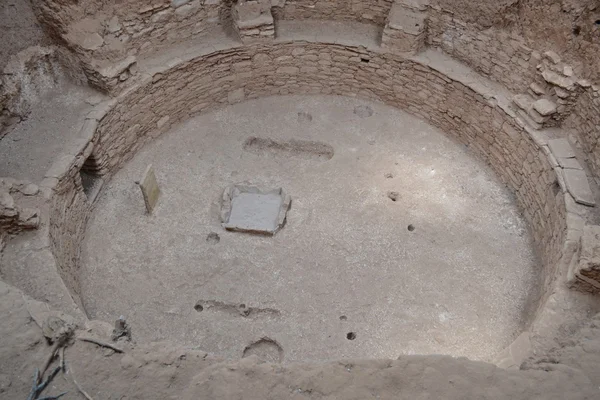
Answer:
xmin=548 ymin=138 xmax=576 ymax=159
xmin=563 ymin=168 xmax=595 ymax=207
xmin=558 ymin=157 xmax=583 ymax=170
xmin=532 ymin=98 xmax=557 ymax=116
xmin=221 ymin=185 xmax=291 ymax=235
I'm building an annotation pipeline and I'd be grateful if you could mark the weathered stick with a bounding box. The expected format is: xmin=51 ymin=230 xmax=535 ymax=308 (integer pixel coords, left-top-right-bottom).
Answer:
xmin=77 ymin=337 xmax=124 ymax=353
xmin=38 ymin=341 xmax=61 ymax=383
xmin=37 ymin=366 xmax=61 ymax=394
xmin=69 ymin=365 xmax=94 ymax=400
xmin=26 ymin=369 xmax=40 ymax=400
xmin=59 ymin=346 xmax=65 ymax=372
xmin=27 ymin=366 xmax=62 ymax=400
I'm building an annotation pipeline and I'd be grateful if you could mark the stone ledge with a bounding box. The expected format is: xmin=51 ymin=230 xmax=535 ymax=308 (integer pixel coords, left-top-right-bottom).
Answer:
xmin=275 ymin=20 xmax=381 ymax=50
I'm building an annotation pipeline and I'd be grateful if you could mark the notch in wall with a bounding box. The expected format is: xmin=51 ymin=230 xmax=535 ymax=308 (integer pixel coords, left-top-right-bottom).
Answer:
xmin=79 ymin=154 xmax=104 ymax=203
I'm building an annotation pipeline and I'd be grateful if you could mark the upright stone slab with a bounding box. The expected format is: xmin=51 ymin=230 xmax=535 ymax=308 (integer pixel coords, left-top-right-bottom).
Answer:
xmin=139 ymin=165 xmax=160 ymax=214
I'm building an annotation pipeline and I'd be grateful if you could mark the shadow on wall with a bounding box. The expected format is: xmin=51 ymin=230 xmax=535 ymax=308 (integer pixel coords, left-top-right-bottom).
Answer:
xmin=220 ymin=0 xmax=239 ymax=38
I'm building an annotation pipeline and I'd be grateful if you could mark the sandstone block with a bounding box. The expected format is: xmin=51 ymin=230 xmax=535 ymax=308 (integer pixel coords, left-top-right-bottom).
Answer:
xmin=547 ymin=138 xmax=575 ymax=159
xmin=228 ymin=88 xmax=245 ymax=104
xmin=558 ymin=157 xmax=583 ymax=170
xmin=563 ymin=169 xmax=595 ymax=207
xmin=171 ymin=0 xmax=191 ymax=8
xmin=543 ymin=51 xmax=561 ymax=64
xmin=513 ymin=94 xmax=534 ymax=111
xmin=529 ymin=82 xmax=546 ymax=95
xmin=532 ymin=99 xmax=557 ymax=116
xmin=542 ymin=70 xmax=575 ymax=90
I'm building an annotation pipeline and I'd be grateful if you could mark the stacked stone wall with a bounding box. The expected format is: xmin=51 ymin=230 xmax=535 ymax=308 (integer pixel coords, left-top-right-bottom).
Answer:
xmin=427 ymin=8 xmax=538 ymax=94
xmin=31 ymin=0 xmax=225 ymax=92
xmin=276 ymin=0 xmax=393 ymax=25
xmin=41 ymin=121 xmax=97 ymax=311
xmin=84 ymin=42 xmax=565 ymax=313
xmin=47 ymin=177 xmax=89 ymax=308
xmin=565 ymin=88 xmax=600 ymax=181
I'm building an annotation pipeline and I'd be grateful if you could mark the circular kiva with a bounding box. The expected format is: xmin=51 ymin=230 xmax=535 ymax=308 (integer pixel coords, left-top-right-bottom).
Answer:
xmin=38 ymin=39 xmax=589 ymax=367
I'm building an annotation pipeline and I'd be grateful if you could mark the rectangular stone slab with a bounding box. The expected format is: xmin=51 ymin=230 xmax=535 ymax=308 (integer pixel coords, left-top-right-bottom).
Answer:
xmin=221 ymin=185 xmax=291 ymax=235
xmin=548 ymin=138 xmax=576 ymax=159
xmin=139 ymin=164 xmax=160 ymax=214
xmin=563 ymin=168 xmax=595 ymax=207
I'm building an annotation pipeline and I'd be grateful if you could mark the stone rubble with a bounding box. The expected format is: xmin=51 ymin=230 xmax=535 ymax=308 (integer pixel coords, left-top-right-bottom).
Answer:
xmin=570 ymin=225 xmax=600 ymax=293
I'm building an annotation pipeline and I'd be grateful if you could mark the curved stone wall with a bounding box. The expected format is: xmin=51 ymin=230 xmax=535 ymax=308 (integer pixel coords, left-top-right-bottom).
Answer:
xmin=99 ymin=41 xmax=567 ymax=273
xmin=39 ymin=38 xmax=578 ymax=339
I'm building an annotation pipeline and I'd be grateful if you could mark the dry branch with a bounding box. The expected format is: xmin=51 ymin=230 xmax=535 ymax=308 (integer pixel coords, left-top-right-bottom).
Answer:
xmin=77 ymin=337 xmax=124 ymax=353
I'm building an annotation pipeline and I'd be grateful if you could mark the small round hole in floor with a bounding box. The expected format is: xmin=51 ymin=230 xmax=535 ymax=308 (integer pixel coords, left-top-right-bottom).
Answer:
xmin=206 ymin=232 xmax=220 ymax=244
xmin=194 ymin=304 xmax=204 ymax=312
xmin=387 ymin=191 xmax=399 ymax=202
xmin=346 ymin=332 xmax=356 ymax=340
xmin=408 ymin=224 xmax=415 ymax=232
xmin=339 ymin=315 xmax=347 ymax=321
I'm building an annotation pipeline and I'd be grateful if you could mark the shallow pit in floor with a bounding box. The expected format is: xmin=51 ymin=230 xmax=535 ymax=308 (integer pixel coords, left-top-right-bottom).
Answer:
xmin=81 ymin=95 xmax=540 ymax=362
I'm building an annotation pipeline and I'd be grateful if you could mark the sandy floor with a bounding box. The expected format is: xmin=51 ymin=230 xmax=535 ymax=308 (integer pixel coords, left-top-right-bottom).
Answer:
xmin=81 ymin=95 xmax=540 ymax=362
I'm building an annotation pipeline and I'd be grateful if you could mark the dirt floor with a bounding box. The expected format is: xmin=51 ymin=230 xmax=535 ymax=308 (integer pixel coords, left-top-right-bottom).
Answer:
xmin=81 ymin=95 xmax=539 ymax=363
xmin=0 ymin=0 xmax=46 ymax=69
xmin=2 ymin=277 xmax=600 ymax=400
xmin=0 ymin=82 xmax=100 ymax=182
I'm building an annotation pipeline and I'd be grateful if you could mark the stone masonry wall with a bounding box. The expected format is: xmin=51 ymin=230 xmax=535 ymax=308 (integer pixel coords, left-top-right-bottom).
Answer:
xmin=33 ymin=0 xmax=394 ymax=71
xmin=32 ymin=0 xmax=223 ymax=61
xmin=565 ymin=88 xmax=600 ymax=181
xmin=42 ymin=124 xmax=96 ymax=311
xmin=276 ymin=0 xmax=394 ymax=25
xmin=427 ymin=7 xmax=539 ymax=94
xmin=31 ymin=0 xmax=225 ymax=92
xmin=47 ymin=177 xmax=89 ymax=308
xmin=85 ymin=42 xmax=565 ymax=315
